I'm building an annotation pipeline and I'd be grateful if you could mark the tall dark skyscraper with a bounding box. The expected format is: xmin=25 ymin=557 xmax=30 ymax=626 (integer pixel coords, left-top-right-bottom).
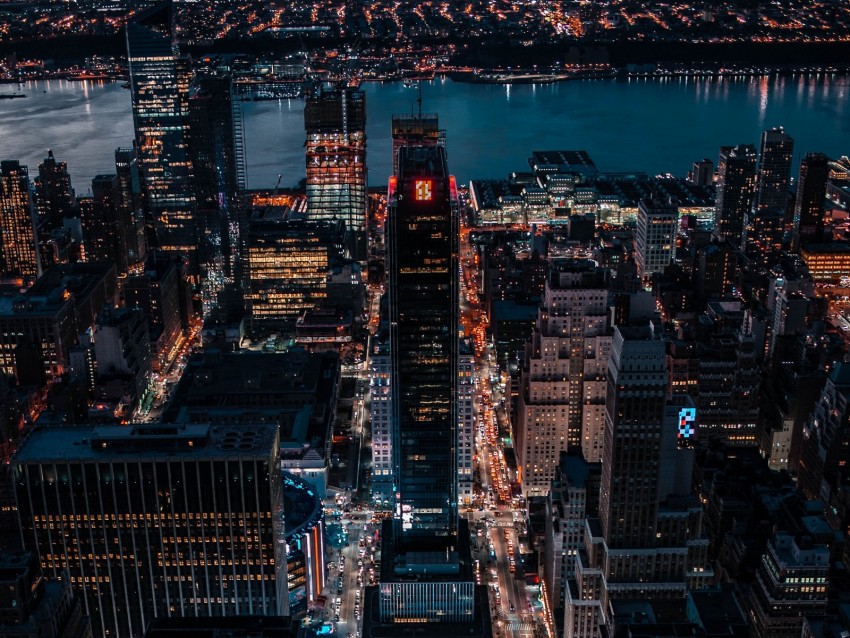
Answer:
xmin=187 ymin=74 xmax=240 ymax=307
xmin=33 ymin=150 xmax=75 ymax=226
xmin=114 ymin=147 xmax=148 ymax=270
xmin=305 ymin=85 xmax=367 ymax=259
xmin=755 ymin=127 xmax=794 ymax=214
xmin=79 ymin=174 xmax=137 ymax=276
xmin=391 ymin=113 xmax=444 ymax=176
xmin=13 ymin=424 xmax=288 ymax=638
xmin=0 ymin=160 xmax=40 ymax=283
xmin=388 ymin=145 xmax=458 ymax=543
xmin=126 ymin=1 xmax=197 ymax=271
xmin=713 ymin=144 xmax=757 ymax=247
xmin=792 ymin=152 xmax=830 ymax=249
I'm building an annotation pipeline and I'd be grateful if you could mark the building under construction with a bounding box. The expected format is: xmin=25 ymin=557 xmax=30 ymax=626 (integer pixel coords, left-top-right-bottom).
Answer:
xmin=391 ymin=113 xmax=445 ymax=176
xmin=305 ymin=84 xmax=367 ymax=260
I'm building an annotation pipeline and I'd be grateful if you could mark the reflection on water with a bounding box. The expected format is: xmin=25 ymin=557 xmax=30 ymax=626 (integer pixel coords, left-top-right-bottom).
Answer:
xmin=1 ymin=75 xmax=848 ymax=190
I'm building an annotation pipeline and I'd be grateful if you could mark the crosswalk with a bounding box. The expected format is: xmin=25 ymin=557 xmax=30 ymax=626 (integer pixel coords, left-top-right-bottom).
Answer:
xmin=507 ymin=621 xmax=535 ymax=632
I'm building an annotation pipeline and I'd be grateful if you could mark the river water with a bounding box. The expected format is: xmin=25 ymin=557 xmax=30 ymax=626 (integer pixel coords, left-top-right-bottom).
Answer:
xmin=0 ymin=74 xmax=847 ymax=191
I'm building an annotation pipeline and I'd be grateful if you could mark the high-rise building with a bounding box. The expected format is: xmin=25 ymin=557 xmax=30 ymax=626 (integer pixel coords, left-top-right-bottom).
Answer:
xmin=516 ymin=259 xmax=610 ymax=497
xmin=714 ymin=144 xmax=757 ymax=247
xmin=565 ymin=325 xmax=712 ymax=638
xmin=792 ymin=152 xmax=830 ymax=249
xmin=126 ymin=1 xmax=197 ymax=271
xmin=114 ymin=147 xmax=148 ymax=270
xmin=457 ymin=339 xmax=475 ymax=507
xmin=387 ymin=145 xmax=458 ymax=542
xmin=369 ymin=328 xmax=393 ymax=505
xmin=33 ymin=150 xmax=75 ymax=227
xmin=689 ymin=158 xmax=714 ymax=186
xmin=635 ymin=197 xmax=677 ymax=279
xmin=79 ymin=175 xmax=137 ymax=276
xmin=748 ymin=533 xmax=829 ymax=638
xmin=0 ymin=551 xmax=91 ymax=638
xmin=244 ymin=217 xmax=344 ymax=329
xmin=755 ymin=127 xmax=794 ymax=214
xmin=92 ymin=306 xmax=152 ymax=416
xmin=187 ymin=74 xmax=240 ymax=307
xmin=13 ymin=423 xmax=288 ymax=638
xmin=305 ymin=85 xmax=367 ymax=259
xmin=391 ymin=113 xmax=444 ymax=175
xmin=0 ymin=160 xmax=40 ymax=284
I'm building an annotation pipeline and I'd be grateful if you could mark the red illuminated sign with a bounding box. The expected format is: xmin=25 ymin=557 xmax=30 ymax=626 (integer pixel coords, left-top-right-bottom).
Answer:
xmin=414 ymin=179 xmax=433 ymax=201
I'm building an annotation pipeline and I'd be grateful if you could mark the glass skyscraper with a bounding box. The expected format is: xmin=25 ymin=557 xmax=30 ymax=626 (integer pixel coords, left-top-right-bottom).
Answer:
xmin=0 ymin=160 xmax=40 ymax=284
xmin=126 ymin=1 xmax=197 ymax=272
xmin=387 ymin=145 xmax=459 ymax=544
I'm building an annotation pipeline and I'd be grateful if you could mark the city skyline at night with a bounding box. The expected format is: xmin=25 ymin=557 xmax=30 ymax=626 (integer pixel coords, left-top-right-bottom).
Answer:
xmin=1 ymin=2 xmax=850 ymax=638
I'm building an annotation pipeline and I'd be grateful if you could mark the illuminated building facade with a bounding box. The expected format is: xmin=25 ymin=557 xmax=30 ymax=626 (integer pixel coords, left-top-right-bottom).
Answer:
xmin=281 ymin=471 xmax=325 ymax=616
xmin=0 ymin=160 xmax=40 ymax=284
xmin=457 ymin=339 xmax=475 ymax=506
xmin=244 ymin=219 xmax=344 ymax=328
xmin=755 ymin=127 xmax=794 ymax=214
xmin=387 ymin=145 xmax=458 ymax=542
xmin=714 ymin=144 xmax=757 ymax=248
xmin=13 ymin=423 xmax=288 ymax=638
xmin=800 ymin=243 xmax=850 ymax=284
xmin=517 ymin=259 xmax=610 ymax=497
xmin=304 ymin=86 xmax=367 ymax=259
xmin=126 ymin=1 xmax=197 ymax=271
xmin=369 ymin=331 xmax=393 ymax=505
xmin=635 ymin=198 xmax=677 ymax=279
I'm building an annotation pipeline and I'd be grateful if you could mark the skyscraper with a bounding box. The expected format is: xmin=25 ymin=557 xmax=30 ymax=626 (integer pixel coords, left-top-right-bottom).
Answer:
xmin=755 ymin=127 xmax=794 ymax=214
xmin=635 ymin=197 xmax=677 ymax=279
xmin=516 ymin=259 xmax=610 ymax=498
xmin=565 ymin=325 xmax=712 ymax=638
xmin=305 ymin=85 xmax=367 ymax=260
xmin=79 ymin=174 xmax=136 ymax=276
xmin=0 ymin=160 xmax=40 ymax=283
xmin=33 ymin=150 xmax=75 ymax=227
xmin=713 ymin=144 xmax=757 ymax=247
xmin=391 ymin=113 xmax=444 ymax=176
xmin=126 ymin=1 xmax=197 ymax=271
xmin=187 ymin=74 xmax=239 ymax=307
xmin=387 ymin=145 xmax=458 ymax=542
xmin=13 ymin=423 xmax=287 ymax=638
xmin=114 ymin=147 xmax=148 ymax=270
xmin=792 ymin=152 xmax=830 ymax=249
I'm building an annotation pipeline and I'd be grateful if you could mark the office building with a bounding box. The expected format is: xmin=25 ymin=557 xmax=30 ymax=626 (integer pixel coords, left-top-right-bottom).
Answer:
xmin=516 ymin=259 xmax=610 ymax=497
xmin=635 ymin=197 xmax=678 ymax=279
xmin=369 ymin=328 xmax=393 ymax=504
xmin=543 ymin=452 xmax=600 ymax=616
xmin=13 ymin=423 xmax=288 ymax=638
xmin=126 ymin=1 xmax=197 ymax=270
xmin=689 ymin=158 xmax=714 ymax=187
xmin=565 ymin=326 xmax=712 ymax=638
xmin=123 ymin=251 xmax=188 ymax=372
xmin=0 ymin=161 xmax=40 ymax=284
xmin=33 ymin=150 xmax=75 ymax=227
xmin=0 ymin=262 xmax=118 ymax=384
xmin=113 ymin=147 xmax=148 ymax=271
xmin=714 ymin=144 xmax=757 ymax=247
xmin=457 ymin=339 xmax=475 ymax=507
xmin=387 ymin=145 xmax=458 ymax=542
xmin=144 ymin=617 xmax=295 ymax=638
xmin=244 ymin=217 xmax=344 ymax=329
xmin=748 ymin=533 xmax=829 ymax=638
xmin=304 ymin=85 xmax=367 ymax=259
xmin=391 ymin=113 xmax=444 ymax=175
xmin=187 ymin=74 xmax=239 ymax=307
xmin=0 ymin=551 xmax=91 ymax=638
xmin=755 ymin=127 xmax=794 ymax=214
xmin=281 ymin=471 xmax=325 ymax=615
xmin=79 ymin=175 xmax=137 ymax=276
xmin=793 ymin=152 xmax=831 ymax=249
